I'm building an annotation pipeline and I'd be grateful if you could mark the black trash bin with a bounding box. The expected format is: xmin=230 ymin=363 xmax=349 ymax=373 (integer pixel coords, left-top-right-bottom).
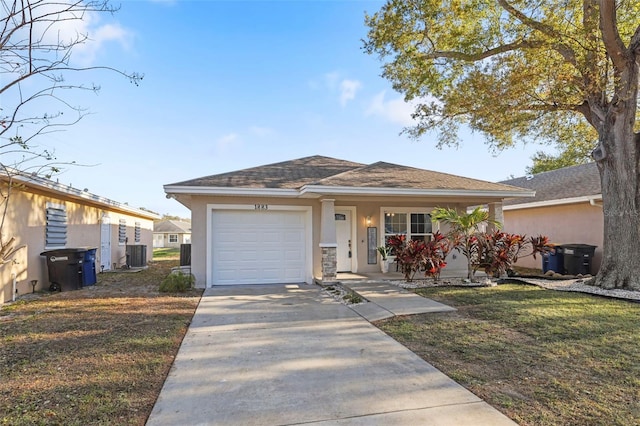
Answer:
xmin=40 ymin=248 xmax=87 ymax=292
xmin=82 ymin=248 xmax=98 ymax=286
xmin=542 ymin=245 xmax=563 ymax=273
xmin=557 ymin=244 xmax=597 ymax=275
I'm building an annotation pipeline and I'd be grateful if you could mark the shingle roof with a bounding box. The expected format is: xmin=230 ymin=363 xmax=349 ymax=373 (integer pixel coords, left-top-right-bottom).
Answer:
xmin=315 ymin=161 xmax=524 ymax=192
xmin=154 ymin=220 xmax=191 ymax=233
xmin=168 ymin=156 xmax=527 ymax=193
xmin=168 ymin=156 xmax=365 ymax=189
xmin=500 ymin=162 xmax=601 ymax=206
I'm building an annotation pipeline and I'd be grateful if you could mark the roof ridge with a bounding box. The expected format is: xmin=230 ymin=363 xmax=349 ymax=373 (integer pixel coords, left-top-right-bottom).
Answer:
xmin=311 ymin=161 xmax=371 ymax=185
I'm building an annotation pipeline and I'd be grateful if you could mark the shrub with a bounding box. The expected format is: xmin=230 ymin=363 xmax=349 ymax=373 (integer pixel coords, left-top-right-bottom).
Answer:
xmin=391 ymin=231 xmax=451 ymax=282
xmin=159 ymin=271 xmax=195 ymax=293
xmin=475 ymin=232 xmax=551 ymax=278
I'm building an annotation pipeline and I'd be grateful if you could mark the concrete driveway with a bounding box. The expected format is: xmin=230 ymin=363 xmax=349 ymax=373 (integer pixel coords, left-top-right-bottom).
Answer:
xmin=147 ymin=283 xmax=515 ymax=425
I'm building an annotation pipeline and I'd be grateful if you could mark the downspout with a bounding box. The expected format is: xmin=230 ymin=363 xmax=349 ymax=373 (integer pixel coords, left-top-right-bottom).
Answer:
xmin=11 ymin=273 xmax=17 ymax=302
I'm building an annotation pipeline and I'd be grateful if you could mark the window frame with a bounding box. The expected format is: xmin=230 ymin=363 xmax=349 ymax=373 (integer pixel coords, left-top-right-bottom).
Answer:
xmin=380 ymin=207 xmax=436 ymax=250
xmin=168 ymin=234 xmax=178 ymax=243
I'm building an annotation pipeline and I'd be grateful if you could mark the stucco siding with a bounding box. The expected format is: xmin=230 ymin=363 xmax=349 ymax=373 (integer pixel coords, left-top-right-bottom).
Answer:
xmin=187 ymin=195 xmax=479 ymax=288
xmin=1 ymin=184 xmax=155 ymax=304
xmin=503 ymin=203 xmax=603 ymax=273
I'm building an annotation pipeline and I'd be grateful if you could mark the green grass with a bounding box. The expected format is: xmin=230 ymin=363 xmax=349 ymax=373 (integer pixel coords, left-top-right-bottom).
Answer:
xmin=376 ymin=284 xmax=640 ymax=426
xmin=152 ymin=247 xmax=180 ymax=259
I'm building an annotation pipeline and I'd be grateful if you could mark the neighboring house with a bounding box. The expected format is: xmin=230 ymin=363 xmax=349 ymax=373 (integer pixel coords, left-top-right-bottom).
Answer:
xmin=500 ymin=162 xmax=603 ymax=273
xmin=153 ymin=220 xmax=192 ymax=248
xmin=164 ymin=156 xmax=533 ymax=288
xmin=0 ymin=171 xmax=160 ymax=304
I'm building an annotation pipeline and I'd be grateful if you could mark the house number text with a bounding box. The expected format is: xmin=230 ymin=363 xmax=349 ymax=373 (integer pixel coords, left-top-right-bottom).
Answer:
xmin=254 ymin=204 xmax=269 ymax=211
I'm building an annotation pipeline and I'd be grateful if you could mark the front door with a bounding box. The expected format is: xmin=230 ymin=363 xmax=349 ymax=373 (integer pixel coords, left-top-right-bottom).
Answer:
xmin=100 ymin=215 xmax=111 ymax=271
xmin=335 ymin=210 xmax=352 ymax=272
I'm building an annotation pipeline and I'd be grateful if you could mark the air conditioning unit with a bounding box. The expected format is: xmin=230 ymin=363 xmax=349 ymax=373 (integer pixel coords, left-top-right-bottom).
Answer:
xmin=126 ymin=245 xmax=147 ymax=267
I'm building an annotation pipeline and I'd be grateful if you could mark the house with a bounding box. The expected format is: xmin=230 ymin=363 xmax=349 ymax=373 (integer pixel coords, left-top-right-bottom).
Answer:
xmin=164 ymin=156 xmax=533 ymax=288
xmin=500 ymin=162 xmax=603 ymax=273
xmin=0 ymin=170 xmax=160 ymax=304
xmin=153 ymin=220 xmax=191 ymax=248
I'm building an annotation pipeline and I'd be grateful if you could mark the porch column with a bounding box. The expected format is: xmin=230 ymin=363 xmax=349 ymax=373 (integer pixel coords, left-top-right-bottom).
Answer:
xmin=319 ymin=199 xmax=337 ymax=283
xmin=488 ymin=202 xmax=504 ymax=232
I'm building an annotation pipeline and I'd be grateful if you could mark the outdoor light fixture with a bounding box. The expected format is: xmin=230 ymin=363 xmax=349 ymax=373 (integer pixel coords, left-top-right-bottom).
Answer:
xmin=366 ymin=216 xmax=372 ymax=226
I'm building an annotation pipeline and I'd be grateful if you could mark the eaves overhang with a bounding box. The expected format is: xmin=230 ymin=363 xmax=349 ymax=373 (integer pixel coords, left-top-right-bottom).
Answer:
xmin=299 ymin=185 xmax=536 ymax=199
xmin=9 ymin=172 xmax=161 ymax=220
xmin=163 ymin=185 xmax=301 ymax=198
xmin=164 ymin=184 xmax=536 ymax=200
xmin=503 ymin=194 xmax=603 ymax=211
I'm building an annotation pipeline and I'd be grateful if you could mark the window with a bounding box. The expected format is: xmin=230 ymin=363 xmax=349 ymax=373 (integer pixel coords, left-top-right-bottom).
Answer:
xmin=169 ymin=234 xmax=178 ymax=243
xmin=118 ymin=219 xmax=127 ymax=245
xmin=134 ymin=222 xmax=141 ymax=243
xmin=410 ymin=213 xmax=433 ymax=241
xmin=45 ymin=203 xmax=67 ymax=248
xmin=383 ymin=210 xmax=434 ymax=249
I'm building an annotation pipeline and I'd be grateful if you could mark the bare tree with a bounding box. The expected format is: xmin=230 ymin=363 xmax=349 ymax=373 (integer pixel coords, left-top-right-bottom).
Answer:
xmin=0 ymin=0 xmax=141 ymax=264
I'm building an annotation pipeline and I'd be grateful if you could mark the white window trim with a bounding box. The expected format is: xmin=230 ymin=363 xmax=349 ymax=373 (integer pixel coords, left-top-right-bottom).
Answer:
xmin=168 ymin=234 xmax=179 ymax=243
xmin=206 ymin=204 xmax=313 ymax=287
xmin=379 ymin=206 xmax=439 ymax=248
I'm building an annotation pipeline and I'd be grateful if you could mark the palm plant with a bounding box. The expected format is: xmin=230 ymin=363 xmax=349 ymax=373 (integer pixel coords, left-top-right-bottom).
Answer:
xmin=431 ymin=206 xmax=501 ymax=281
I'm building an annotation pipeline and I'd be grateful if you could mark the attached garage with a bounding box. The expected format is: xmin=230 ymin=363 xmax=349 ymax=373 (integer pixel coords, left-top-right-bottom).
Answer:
xmin=209 ymin=207 xmax=311 ymax=286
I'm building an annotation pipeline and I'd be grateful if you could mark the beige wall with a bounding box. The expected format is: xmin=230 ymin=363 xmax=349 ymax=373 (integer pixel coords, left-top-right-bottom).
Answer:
xmin=0 ymin=184 xmax=155 ymax=304
xmin=188 ymin=195 xmax=482 ymax=288
xmin=503 ymin=203 xmax=603 ymax=273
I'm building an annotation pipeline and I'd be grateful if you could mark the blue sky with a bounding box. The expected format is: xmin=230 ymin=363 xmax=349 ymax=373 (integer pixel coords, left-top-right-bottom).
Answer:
xmin=22 ymin=0 xmax=549 ymax=218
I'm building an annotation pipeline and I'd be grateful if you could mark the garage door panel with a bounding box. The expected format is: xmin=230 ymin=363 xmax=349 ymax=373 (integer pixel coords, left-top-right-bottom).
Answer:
xmin=283 ymin=231 xmax=303 ymax=242
xmin=262 ymin=251 xmax=280 ymax=262
xmin=217 ymin=250 xmax=236 ymax=262
xmin=217 ymin=232 xmax=236 ymax=243
xmin=211 ymin=210 xmax=307 ymax=285
xmin=283 ymin=249 xmax=303 ymax=261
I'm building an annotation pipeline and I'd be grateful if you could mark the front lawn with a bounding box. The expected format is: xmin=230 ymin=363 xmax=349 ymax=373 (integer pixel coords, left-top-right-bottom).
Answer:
xmin=376 ymin=284 xmax=640 ymax=426
xmin=0 ymin=259 xmax=201 ymax=425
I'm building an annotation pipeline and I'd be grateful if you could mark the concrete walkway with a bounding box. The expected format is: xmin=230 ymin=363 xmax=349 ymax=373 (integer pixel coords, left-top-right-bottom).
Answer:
xmin=147 ymin=283 xmax=516 ymax=426
xmin=341 ymin=281 xmax=456 ymax=322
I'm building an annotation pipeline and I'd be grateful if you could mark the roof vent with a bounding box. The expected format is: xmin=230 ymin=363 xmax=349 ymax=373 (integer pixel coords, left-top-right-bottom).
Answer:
xmin=525 ymin=174 xmax=534 ymax=181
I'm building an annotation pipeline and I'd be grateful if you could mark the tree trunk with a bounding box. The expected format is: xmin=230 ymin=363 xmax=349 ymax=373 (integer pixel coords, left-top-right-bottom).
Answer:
xmin=592 ymin=66 xmax=640 ymax=290
xmin=596 ymin=156 xmax=640 ymax=290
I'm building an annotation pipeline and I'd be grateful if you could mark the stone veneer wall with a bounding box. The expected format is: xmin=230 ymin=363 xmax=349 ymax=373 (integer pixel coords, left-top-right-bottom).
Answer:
xmin=321 ymin=246 xmax=337 ymax=283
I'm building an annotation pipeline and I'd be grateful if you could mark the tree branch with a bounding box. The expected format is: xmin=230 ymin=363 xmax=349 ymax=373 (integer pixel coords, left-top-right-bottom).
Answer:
xmin=598 ymin=0 xmax=628 ymax=70
xmin=630 ymin=24 xmax=640 ymax=55
xmin=497 ymin=0 xmax=558 ymax=37
xmin=425 ymin=40 xmax=546 ymax=61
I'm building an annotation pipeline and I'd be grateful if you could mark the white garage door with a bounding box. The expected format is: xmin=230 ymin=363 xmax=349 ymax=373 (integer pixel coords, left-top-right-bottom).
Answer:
xmin=211 ymin=210 xmax=307 ymax=285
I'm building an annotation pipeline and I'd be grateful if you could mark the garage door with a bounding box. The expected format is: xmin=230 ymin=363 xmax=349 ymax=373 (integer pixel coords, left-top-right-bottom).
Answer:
xmin=211 ymin=210 xmax=307 ymax=285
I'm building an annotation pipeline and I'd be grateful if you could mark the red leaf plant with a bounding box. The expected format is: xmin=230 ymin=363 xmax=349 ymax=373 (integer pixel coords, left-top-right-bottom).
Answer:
xmin=390 ymin=232 xmax=452 ymax=282
xmin=475 ymin=232 xmax=552 ymax=278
